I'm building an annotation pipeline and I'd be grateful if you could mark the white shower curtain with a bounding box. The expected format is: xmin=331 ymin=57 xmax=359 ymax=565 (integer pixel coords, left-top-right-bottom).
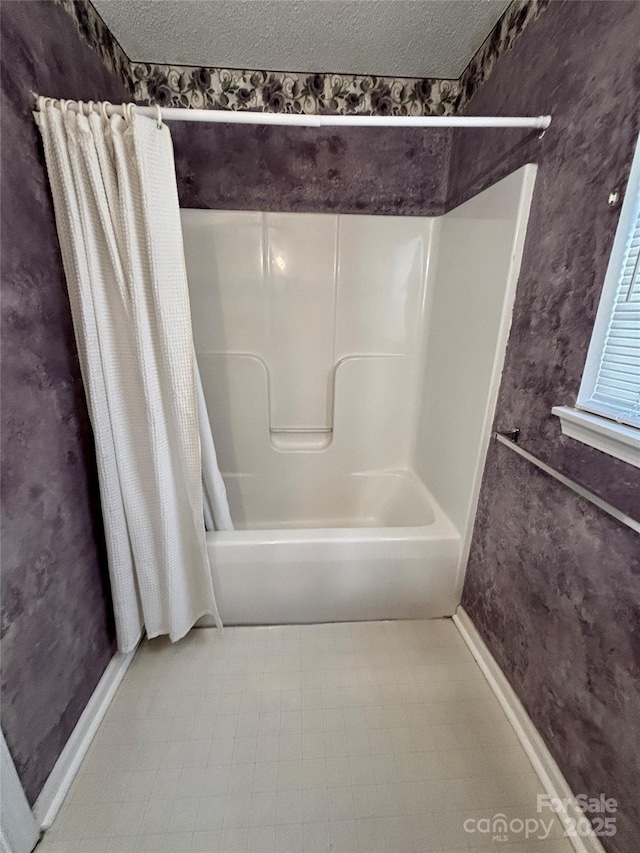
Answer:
xmin=196 ymin=366 xmax=234 ymax=532
xmin=35 ymin=99 xmax=232 ymax=651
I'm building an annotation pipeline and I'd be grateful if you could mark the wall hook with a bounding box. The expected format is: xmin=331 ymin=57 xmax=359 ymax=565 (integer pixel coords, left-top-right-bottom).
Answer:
xmin=607 ymin=188 xmax=620 ymax=207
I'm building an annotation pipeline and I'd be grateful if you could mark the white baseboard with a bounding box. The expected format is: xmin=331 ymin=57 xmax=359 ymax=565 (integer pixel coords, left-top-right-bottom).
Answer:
xmin=453 ymin=607 xmax=605 ymax=853
xmin=33 ymin=647 xmax=136 ymax=830
xmin=1 ymin=731 xmax=40 ymax=853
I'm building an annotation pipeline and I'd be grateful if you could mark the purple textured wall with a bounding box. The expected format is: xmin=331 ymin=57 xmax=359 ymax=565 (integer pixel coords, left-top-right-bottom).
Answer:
xmin=171 ymin=123 xmax=451 ymax=215
xmin=449 ymin=0 xmax=639 ymax=518
xmin=455 ymin=3 xmax=640 ymax=851
xmin=0 ymin=1 xmax=128 ymax=804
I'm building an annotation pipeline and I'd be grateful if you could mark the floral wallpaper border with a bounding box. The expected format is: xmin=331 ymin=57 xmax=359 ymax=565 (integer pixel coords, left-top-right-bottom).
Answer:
xmin=56 ymin=0 xmax=548 ymax=116
xmin=458 ymin=0 xmax=549 ymax=108
xmin=57 ymin=0 xmax=133 ymax=94
xmin=130 ymin=65 xmax=459 ymax=116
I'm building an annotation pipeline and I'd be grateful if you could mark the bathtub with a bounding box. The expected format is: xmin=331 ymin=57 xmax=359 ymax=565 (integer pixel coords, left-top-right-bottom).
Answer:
xmin=185 ymin=177 xmax=537 ymax=626
xmin=205 ymin=471 xmax=460 ymax=625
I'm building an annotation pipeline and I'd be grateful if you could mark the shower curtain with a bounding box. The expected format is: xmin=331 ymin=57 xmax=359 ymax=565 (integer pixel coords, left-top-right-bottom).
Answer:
xmin=35 ymin=99 xmax=233 ymax=652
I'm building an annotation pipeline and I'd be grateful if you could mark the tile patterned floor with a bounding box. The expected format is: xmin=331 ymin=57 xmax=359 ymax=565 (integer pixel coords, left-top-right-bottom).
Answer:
xmin=38 ymin=620 xmax=573 ymax=853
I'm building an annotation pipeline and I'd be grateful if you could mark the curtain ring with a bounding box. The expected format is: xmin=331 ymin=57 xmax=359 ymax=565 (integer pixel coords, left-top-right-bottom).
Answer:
xmin=155 ymin=103 xmax=163 ymax=130
xmin=100 ymin=100 xmax=111 ymax=123
xmin=124 ymin=102 xmax=136 ymax=124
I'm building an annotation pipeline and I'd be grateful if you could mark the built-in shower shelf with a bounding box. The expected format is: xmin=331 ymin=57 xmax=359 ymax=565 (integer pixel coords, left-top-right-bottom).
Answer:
xmin=270 ymin=429 xmax=333 ymax=452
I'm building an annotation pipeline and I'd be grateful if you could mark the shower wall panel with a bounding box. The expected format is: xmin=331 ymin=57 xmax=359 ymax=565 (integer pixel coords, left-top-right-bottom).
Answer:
xmin=181 ymin=210 xmax=437 ymax=480
xmin=415 ymin=166 xmax=536 ymax=548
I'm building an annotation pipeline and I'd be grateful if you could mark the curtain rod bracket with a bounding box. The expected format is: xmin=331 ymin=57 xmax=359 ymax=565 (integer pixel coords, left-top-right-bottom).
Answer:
xmin=496 ymin=428 xmax=520 ymax=443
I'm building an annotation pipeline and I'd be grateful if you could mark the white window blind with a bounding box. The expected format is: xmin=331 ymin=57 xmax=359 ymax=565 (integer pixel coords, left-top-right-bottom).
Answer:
xmin=579 ymin=151 xmax=640 ymax=429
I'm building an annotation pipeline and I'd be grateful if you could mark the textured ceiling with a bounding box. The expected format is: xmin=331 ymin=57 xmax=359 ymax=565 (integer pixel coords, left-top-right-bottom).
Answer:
xmin=92 ymin=0 xmax=512 ymax=78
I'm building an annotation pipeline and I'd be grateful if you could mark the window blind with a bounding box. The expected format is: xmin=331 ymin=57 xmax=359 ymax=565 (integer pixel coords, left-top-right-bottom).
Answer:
xmin=582 ymin=184 xmax=640 ymax=428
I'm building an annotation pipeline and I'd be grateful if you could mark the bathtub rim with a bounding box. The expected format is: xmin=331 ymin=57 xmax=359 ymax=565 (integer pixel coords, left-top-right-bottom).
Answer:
xmin=206 ymin=493 xmax=460 ymax=545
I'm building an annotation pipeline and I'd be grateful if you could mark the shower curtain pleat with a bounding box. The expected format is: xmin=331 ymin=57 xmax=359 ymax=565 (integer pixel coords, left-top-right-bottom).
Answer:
xmin=35 ymin=101 xmax=231 ymax=649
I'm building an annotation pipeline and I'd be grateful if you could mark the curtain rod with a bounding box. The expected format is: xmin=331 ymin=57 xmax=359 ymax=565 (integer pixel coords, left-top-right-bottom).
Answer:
xmin=35 ymin=97 xmax=551 ymax=130
xmin=143 ymin=108 xmax=552 ymax=129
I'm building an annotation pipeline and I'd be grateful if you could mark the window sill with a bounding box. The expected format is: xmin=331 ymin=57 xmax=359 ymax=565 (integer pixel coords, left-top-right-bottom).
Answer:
xmin=552 ymin=406 xmax=640 ymax=468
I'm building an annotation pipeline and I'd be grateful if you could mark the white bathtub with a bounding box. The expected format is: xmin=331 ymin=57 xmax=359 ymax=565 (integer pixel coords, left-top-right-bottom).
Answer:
xmin=186 ymin=176 xmax=536 ymax=626
xmin=205 ymin=471 xmax=460 ymax=625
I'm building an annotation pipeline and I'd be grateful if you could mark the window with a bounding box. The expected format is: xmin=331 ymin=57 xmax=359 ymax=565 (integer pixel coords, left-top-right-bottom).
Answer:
xmin=553 ymin=132 xmax=640 ymax=468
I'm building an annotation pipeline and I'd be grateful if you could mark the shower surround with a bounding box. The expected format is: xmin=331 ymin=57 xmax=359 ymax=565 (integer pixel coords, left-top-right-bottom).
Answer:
xmin=181 ymin=167 xmax=536 ymax=624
